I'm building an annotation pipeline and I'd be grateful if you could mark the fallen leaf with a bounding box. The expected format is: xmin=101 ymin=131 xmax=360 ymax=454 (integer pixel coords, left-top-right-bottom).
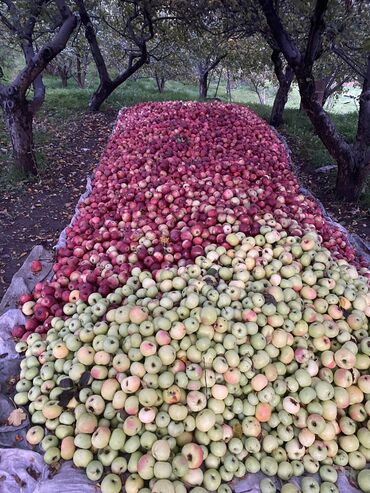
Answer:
xmin=26 ymin=466 xmax=41 ymax=480
xmin=12 ymin=474 xmax=26 ymax=488
xmin=48 ymin=461 xmax=61 ymax=478
xmin=7 ymin=408 xmax=27 ymax=426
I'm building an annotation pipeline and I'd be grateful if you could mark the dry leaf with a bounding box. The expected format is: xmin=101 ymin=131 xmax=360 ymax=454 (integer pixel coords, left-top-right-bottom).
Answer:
xmin=7 ymin=408 xmax=27 ymax=426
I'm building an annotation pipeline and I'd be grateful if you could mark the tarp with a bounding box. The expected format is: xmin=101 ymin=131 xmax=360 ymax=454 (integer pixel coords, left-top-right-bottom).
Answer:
xmin=273 ymin=129 xmax=370 ymax=265
xmin=0 ymin=104 xmax=366 ymax=492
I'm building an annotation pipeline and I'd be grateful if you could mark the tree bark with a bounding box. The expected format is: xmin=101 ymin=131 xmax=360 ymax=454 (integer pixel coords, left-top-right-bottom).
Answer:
xmin=226 ymin=68 xmax=232 ymax=102
xmin=88 ymin=81 xmax=114 ymax=112
xmin=270 ymin=70 xmax=293 ymax=126
xmin=270 ymin=50 xmax=294 ymax=127
xmin=199 ymin=72 xmax=208 ymax=99
xmin=61 ymin=73 xmax=68 ymax=87
xmin=76 ymin=51 xmax=87 ymax=88
xmin=255 ymin=86 xmax=265 ymax=104
xmin=76 ymin=52 xmax=82 ymax=87
xmin=314 ymin=78 xmax=326 ymax=106
xmin=335 ymin=153 xmax=369 ymax=200
xmin=88 ymin=53 xmax=148 ymax=111
xmin=2 ymin=96 xmax=37 ymax=175
xmin=155 ymin=72 xmax=165 ymax=93
xmin=214 ymin=68 xmax=223 ymax=98
xmin=250 ymin=79 xmax=265 ymax=104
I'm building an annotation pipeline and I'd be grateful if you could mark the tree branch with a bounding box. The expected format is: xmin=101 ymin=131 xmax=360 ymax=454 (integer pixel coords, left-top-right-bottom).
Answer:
xmin=22 ymin=0 xmax=46 ymax=39
xmin=76 ymin=0 xmax=111 ymax=85
xmin=332 ymin=45 xmax=367 ymax=79
xmin=258 ymin=0 xmax=301 ymax=66
xmin=355 ymin=53 xmax=370 ymax=154
xmin=304 ymin=0 xmax=329 ymax=68
xmin=271 ymin=48 xmax=283 ymax=83
xmin=0 ymin=0 xmax=19 ymax=28
xmin=112 ymin=48 xmax=148 ymax=89
xmin=324 ymin=75 xmax=351 ymax=100
xmin=100 ymin=14 xmax=126 ymax=38
xmin=14 ymin=0 xmax=77 ymax=96
xmin=208 ymin=53 xmax=227 ymax=72
xmin=0 ymin=11 xmax=16 ymax=32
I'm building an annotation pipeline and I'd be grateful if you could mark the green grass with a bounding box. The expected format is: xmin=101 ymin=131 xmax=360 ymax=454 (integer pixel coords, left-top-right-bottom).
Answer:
xmin=276 ymin=108 xmax=357 ymax=168
xmin=0 ymin=75 xmax=362 ymax=198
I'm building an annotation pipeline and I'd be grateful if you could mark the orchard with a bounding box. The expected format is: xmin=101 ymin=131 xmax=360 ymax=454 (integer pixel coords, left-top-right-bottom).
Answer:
xmin=0 ymin=0 xmax=369 ymax=490
xmin=8 ymin=102 xmax=370 ymax=493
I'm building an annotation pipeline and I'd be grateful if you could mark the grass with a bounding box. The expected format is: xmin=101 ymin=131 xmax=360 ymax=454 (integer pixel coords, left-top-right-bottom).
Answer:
xmin=0 ymin=75 xmax=363 ymax=198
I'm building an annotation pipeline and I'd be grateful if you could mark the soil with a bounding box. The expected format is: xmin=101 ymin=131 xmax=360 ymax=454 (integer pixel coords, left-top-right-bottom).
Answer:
xmin=0 ymin=109 xmax=368 ymax=300
xmin=0 ymin=110 xmax=118 ymax=299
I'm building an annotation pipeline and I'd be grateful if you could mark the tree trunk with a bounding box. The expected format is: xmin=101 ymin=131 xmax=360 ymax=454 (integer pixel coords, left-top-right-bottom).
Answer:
xmin=335 ymin=154 xmax=369 ymax=201
xmin=88 ymin=53 xmax=148 ymax=112
xmin=297 ymin=69 xmax=369 ymax=201
xmin=88 ymin=80 xmax=114 ymax=111
xmin=314 ymin=79 xmax=326 ymax=106
xmin=226 ymin=69 xmax=232 ymax=102
xmin=214 ymin=68 xmax=223 ymax=98
xmin=76 ymin=53 xmax=85 ymax=88
xmin=2 ymin=96 xmax=37 ymax=175
xmin=255 ymin=88 xmax=264 ymax=105
xmin=270 ymin=66 xmax=294 ymax=127
xmin=155 ymin=73 xmax=165 ymax=93
xmin=321 ymin=92 xmax=329 ymax=108
xmin=61 ymin=73 xmax=68 ymax=87
xmin=199 ymin=72 xmax=208 ymax=99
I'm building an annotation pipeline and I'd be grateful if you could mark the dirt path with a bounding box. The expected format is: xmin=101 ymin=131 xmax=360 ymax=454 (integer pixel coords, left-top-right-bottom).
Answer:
xmin=0 ymin=108 xmax=368 ymax=299
xmin=0 ymin=111 xmax=118 ymax=299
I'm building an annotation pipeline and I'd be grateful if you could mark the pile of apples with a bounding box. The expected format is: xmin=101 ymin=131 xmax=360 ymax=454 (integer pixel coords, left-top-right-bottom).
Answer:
xmin=14 ymin=228 xmax=370 ymax=493
xmin=14 ymin=102 xmax=368 ymax=340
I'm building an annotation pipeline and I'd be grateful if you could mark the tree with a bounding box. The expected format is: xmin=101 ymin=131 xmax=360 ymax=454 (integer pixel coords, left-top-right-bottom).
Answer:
xmin=76 ymin=0 xmax=156 ymax=112
xmin=0 ymin=0 xmax=77 ymax=175
xmin=73 ymin=32 xmax=90 ymax=88
xmin=45 ymin=34 xmax=90 ymax=88
xmin=222 ymin=36 xmax=276 ymax=106
xmin=269 ymin=49 xmax=294 ymax=126
xmin=161 ymin=23 xmax=229 ymax=99
xmin=46 ymin=49 xmax=74 ymax=87
xmin=258 ymin=24 xmax=295 ymax=126
xmin=258 ymin=0 xmax=370 ymax=201
xmin=169 ymin=0 xmax=257 ymax=100
xmin=321 ymin=74 xmax=351 ymax=108
xmin=197 ymin=52 xmax=227 ymax=99
xmin=143 ymin=20 xmax=188 ymax=93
